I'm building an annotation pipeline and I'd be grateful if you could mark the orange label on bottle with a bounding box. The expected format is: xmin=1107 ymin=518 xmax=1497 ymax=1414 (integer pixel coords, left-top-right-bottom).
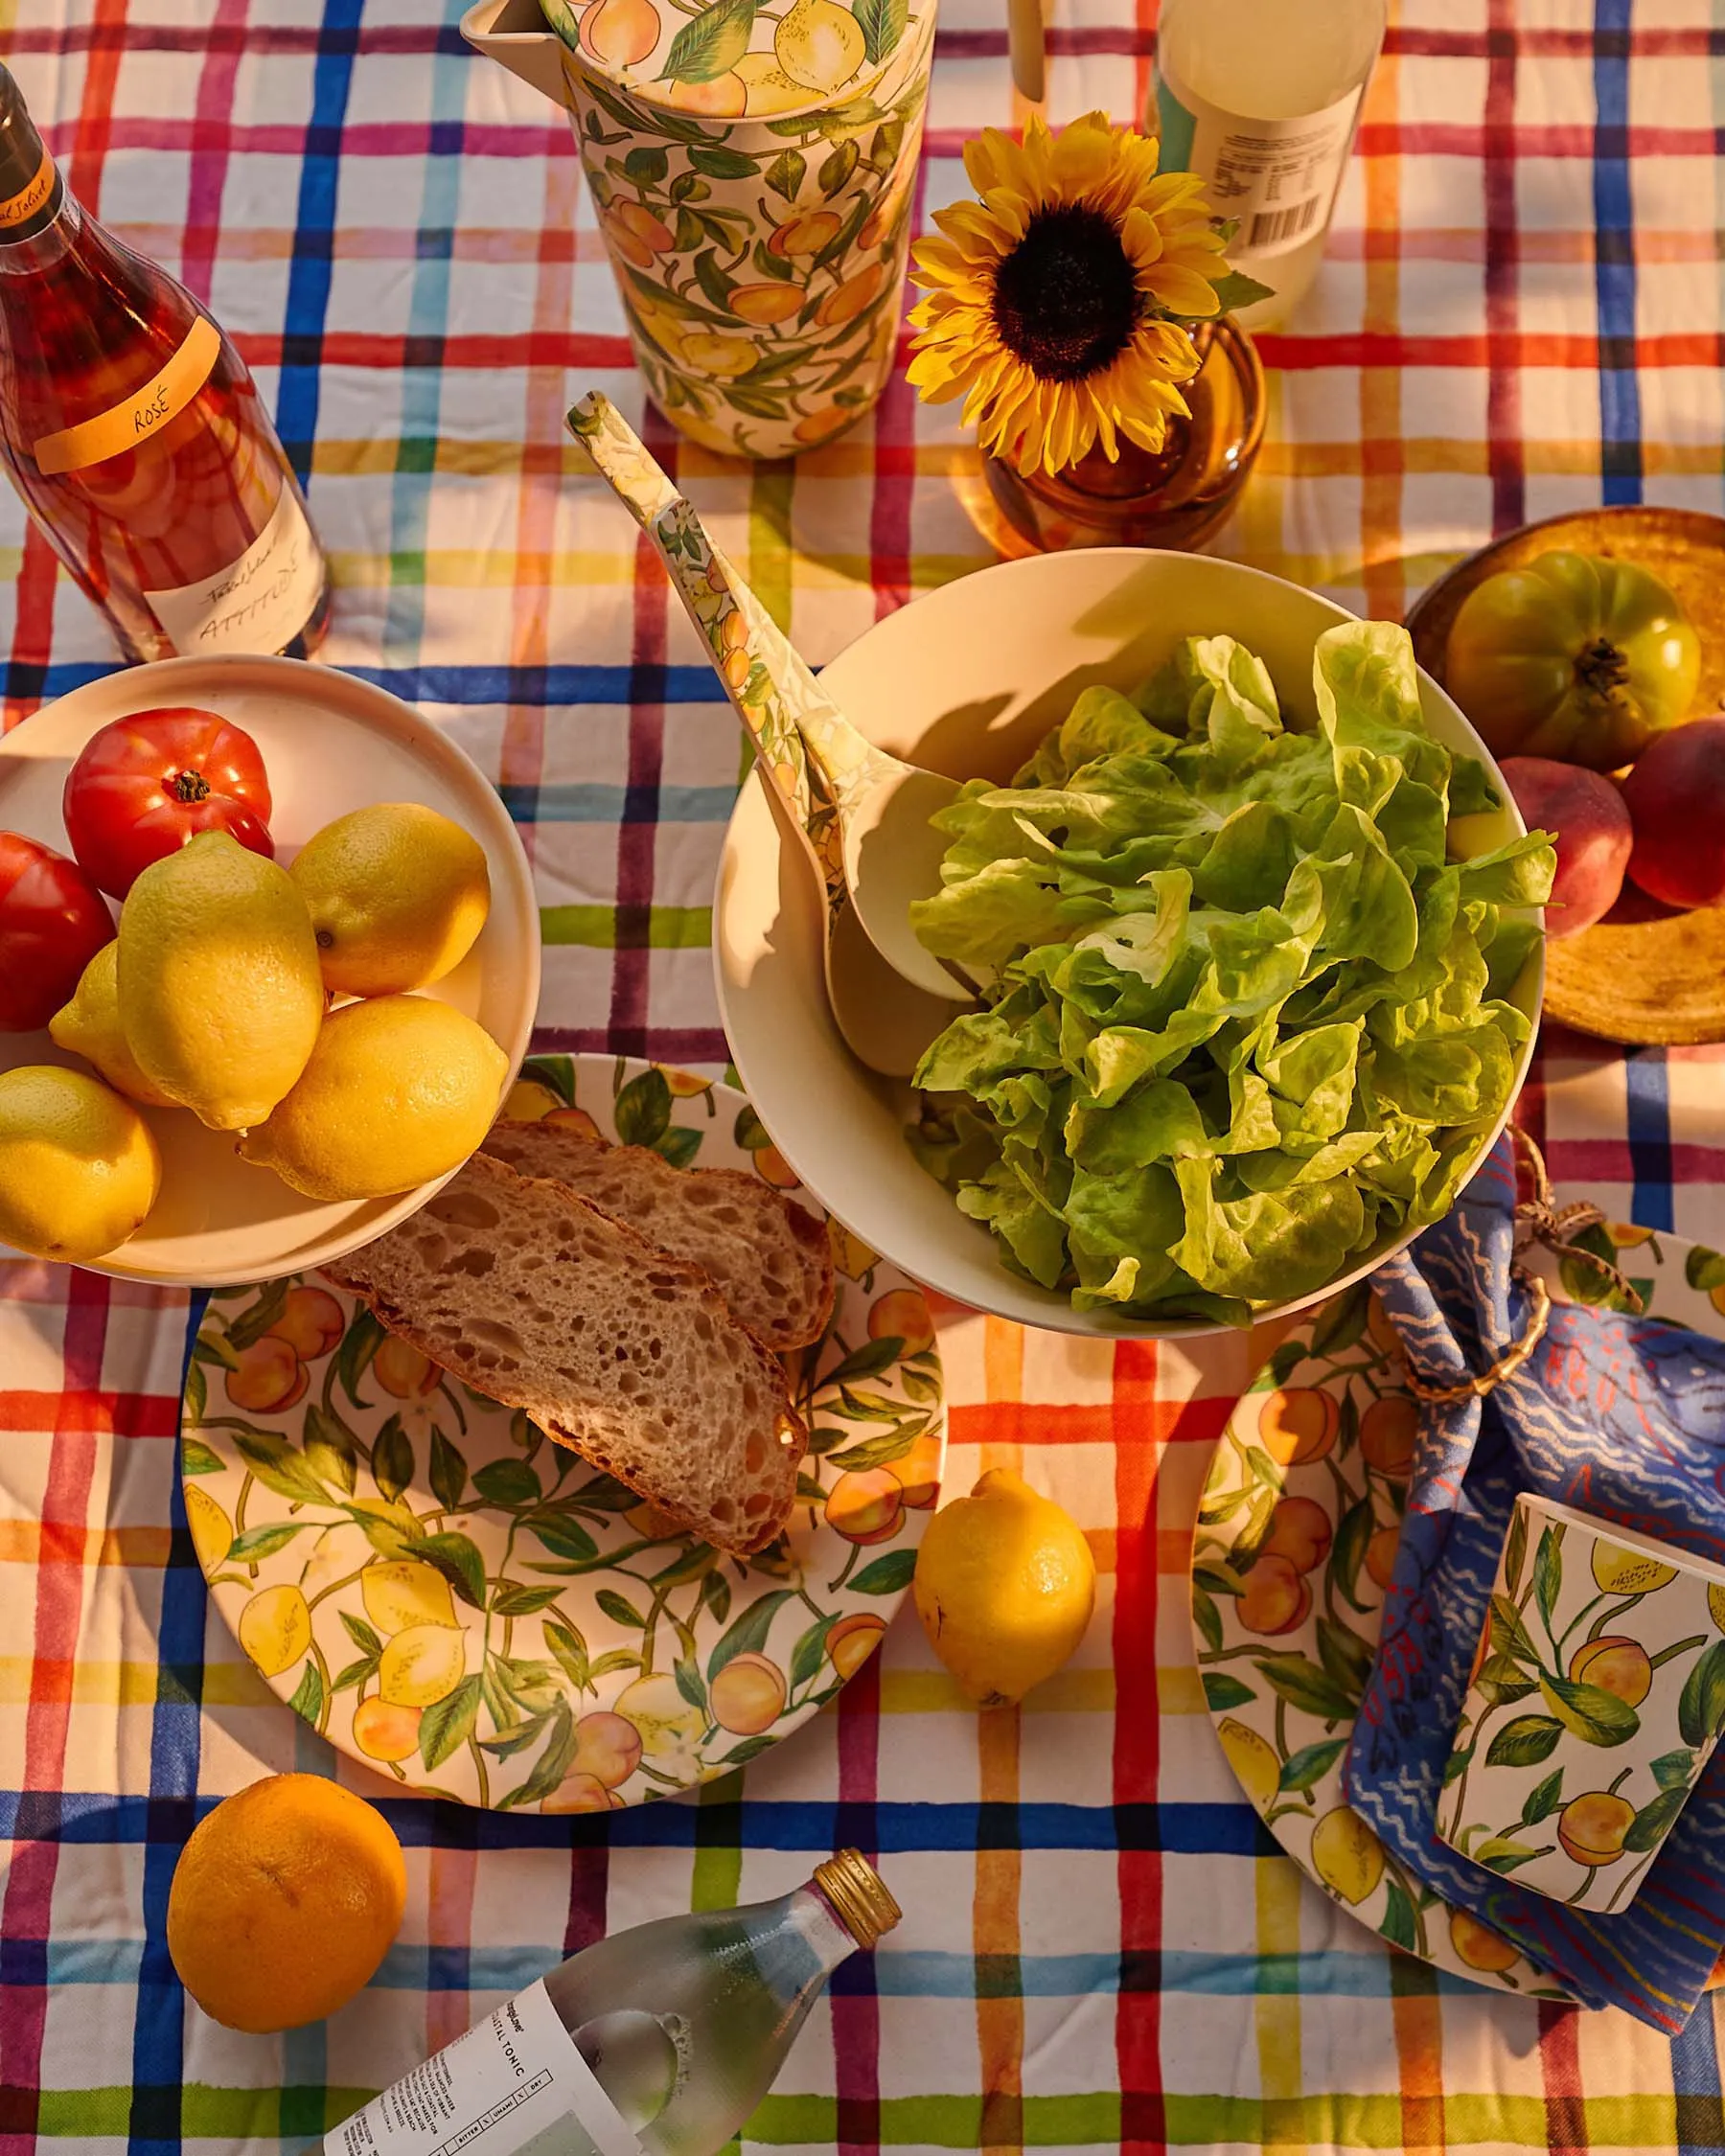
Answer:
xmin=0 ymin=149 xmax=55 ymax=231
xmin=32 ymin=315 xmax=222 ymax=477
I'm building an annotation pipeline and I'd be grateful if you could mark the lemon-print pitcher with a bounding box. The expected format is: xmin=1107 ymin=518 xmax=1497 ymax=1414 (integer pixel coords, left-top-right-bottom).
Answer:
xmin=463 ymin=0 xmax=933 ymax=456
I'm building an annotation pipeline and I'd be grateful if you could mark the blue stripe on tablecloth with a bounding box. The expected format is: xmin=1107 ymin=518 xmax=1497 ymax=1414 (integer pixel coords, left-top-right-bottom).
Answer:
xmin=0 ymin=1793 xmax=1275 ymax=1857
xmin=12 ymin=662 xmax=727 ymax=706
xmin=1672 ymin=1990 xmax=1724 ymax=2156
xmin=1593 ymin=0 xmax=1641 ymax=504
xmin=126 ymin=1302 xmax=212 ymax=2156
xmin=275 ymin=0 xmax=364 ymax=473
xmin=1626 ymin=1049 xmax=1674 ymax=1234
xmin=496 ymin=783 xmax=740 ymax=824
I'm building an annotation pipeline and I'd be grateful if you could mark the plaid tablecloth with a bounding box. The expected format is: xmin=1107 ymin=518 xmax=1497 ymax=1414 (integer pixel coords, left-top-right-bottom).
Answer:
xmin=6 ymin=2 xmax=1725 ymax=2150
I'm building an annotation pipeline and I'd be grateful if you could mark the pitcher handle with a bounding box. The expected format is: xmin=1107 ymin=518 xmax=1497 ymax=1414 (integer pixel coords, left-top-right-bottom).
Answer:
xmin=1008 ymin=0 xmax=1045 ymax=104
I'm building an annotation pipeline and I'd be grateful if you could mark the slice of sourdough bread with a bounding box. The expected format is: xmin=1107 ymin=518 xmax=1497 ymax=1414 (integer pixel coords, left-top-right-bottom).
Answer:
xmin=481 ymin=1118 xmax=835 ymax=1352
xmin=324 ymin=1153 xmax=806 ymax=1555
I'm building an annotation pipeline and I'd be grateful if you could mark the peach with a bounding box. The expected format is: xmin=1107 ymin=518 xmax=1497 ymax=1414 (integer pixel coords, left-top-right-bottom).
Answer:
xmin=661 ymin=73 xmax=748 ymax=116
xmin=1448 ymin=1908 xmax=1520 ymax=1973
xmin=709 ymin=1651 xmax=787 ymax=1734
xmin=826 ymin=1613 xmax=886 ymax=1681
xmin=1237 ymin=1552 xmax=1310 ymax=1637
xmin=374 ymin=1334 xmax=440 ymax=1400
xmin=825 ymin=1468 xmax=903 ymax=1546
xmin=1499 ymin=757 xmax=1631 ymax=937
xmin=1256 ymin=1388 xmax=1338 ymax=1467
xmin=1623 ymin=717 xmax=1725 ymax=908
xmin=570 ymin=1710 xmax=643 ymax=1790
xmin=1360 ymin=1395 xmax=1418 ymax=1479
xmin=728 ymin=283 xmax=806 ymax=328
xmin=352 ymin=1697 xmax=422 ymax=1763
xmin=1568 ymin=1635 xmax=1653 ymax=1708
xmin=769 ymin=211 xmax=841 ymax=259
xmin=269 ymin=1285 xmax=346 ymax=1362
xmin=581 ymin=0 xmax=658 ymax=66
xmin=225 ymin=1335 xmax=306 ymax=1414
xmin=1365 ymin=1525 xmax=1400 ymax=1593
xmin=1557 ymin=1790 xmax=1635 ymax=1867
xmin=1262 ymin=1497 xmax=1332 ymax=1576
xmin=541 ymin=1772 xmax=613 ymax=1815
xmin=868 ymin=1288 xmax=934 ymax=1357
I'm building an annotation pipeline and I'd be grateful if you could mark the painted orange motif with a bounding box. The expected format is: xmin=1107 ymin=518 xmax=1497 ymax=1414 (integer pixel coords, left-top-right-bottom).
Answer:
xmin=1449 ymin=1908 xmax=1520 ymax=1972
xmin=353 ymin=1698 xmax=422 ymax=1763
xmin=826 ymin=1468 xmax=904 ymax=1546
xmin=753 ymin=1142 xmax=800 ymax=1189
xmin=769 ymin=210 xmax=843 ymax=259
xmin=709 ymin=1652 xmax=788 ymax=1734
xmin=226 ymin=1335 xmax=306 ymax=1415
xmin=269 ymin=1285 xmax=346 ymax=1361
xmin=374 ymin=1334 xmax=440 ymax=1400
xmin=1255 ymin=1387 xmax=1338 ymax=1467
xmin=1557 ymin=1791 xmax=1636 ymax=1867
xmin=827 ymin=1613 xmax=886 ymax=1681
xmin=570 ymin=1710 xmax=643 ymax=1789
xmin=1359 ymin=1394 xmax=1418 ymax=1479
xmin=793 ymin=407 xmax=852 ymax=447
xmin=1365 ymin=1525 xmax=1400 ymax=1592
xmin=1568 ymin=1635 xmax=1654 ymax=1707
xmin=1237 ymin=1552 xmax=1310 ymax=1637
xmin=867 ymin=1288 xmax=934 ymax=1356
xmin=661 ymin=72 xmax=748 ymax=116
xmin=815 ymin=263 xmax=884 ymax=328
xmin=1262 ymin=1496 xmax=1331 ymax=1575
xmin=604 ymin=201 xmax=676 ymax=269
xmin=729 ymin=283 xmax=806 ymax=327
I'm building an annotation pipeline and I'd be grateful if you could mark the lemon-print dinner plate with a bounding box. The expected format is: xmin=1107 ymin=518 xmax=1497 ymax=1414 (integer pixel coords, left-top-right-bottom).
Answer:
xmin=180 ymin=1056 xmax=944 ymax=1811
xmin=1192 ymin=1215 xmax=1725 ymax=1996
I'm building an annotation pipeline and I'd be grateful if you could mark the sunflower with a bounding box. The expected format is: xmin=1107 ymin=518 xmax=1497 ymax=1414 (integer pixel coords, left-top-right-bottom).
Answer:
xmin=908 ymin=113 xmax=1234 ymax=479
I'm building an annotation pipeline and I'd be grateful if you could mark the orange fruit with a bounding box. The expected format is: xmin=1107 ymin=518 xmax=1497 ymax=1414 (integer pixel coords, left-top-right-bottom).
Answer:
xmin=166 ymin=1774 xmax=405 ymax=2031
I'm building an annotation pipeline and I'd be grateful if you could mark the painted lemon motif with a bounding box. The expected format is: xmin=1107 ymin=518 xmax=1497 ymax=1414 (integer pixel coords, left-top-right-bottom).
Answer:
xmin=678 ymin=333 xmax=759 ymax=378
xmin=773 ymin=0 xmax=865 ymax=91
xmin=1590 ymin=1544 xmax=1678 ymax=1595
xmin=1217 ymin=1717 xmax=1280 ymax=1811
xmin=614 ymin=1673 xmax=705 ymax=1758
xmin=501 ymin=1078 xmax=564 ymax=1122
xmin=1710 ymin=1583 xmax=1725 ymax=1635
xmin=736 ymin=51 xmax=812 ymax=114
xmin=378 ymin=1622 xmax=469 ymax=1708
xmin=1310 ymin=1805 xmax=1386 ymax=1906
xmin=183 ymin=1483 xmax=233 ymax=1575
xmin=361 ymin=1561 xmax=457 ymax=1636
xmin=238 ymin=1584 xmax=312 ymax=1679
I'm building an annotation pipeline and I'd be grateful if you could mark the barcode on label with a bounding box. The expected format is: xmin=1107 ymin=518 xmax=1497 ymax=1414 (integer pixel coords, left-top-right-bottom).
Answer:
xmin=1248 ymin=196 xmax=1322 ymax=248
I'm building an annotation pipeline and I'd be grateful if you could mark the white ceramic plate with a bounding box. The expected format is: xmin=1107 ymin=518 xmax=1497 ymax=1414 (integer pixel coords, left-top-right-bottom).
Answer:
xmin=180 ymin=1056 xmax=944 ymax=1810
xmin=0 ymin=654 xmax=540 ymax=1285
xmin=1190 ymin=1220 xmax=1719 ymax=1997
xmin=715 ymin=548 xmax=1544 ymax=1338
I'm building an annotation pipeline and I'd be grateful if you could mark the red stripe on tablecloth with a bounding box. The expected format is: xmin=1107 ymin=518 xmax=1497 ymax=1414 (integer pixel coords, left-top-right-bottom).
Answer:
xmin=0 ymin=1392 xmax=178 ymax=1436
xmin=949 ymin=1397 xmax=1234 ymax=1449
xmin=1540 ymin=1139 xmax=1725 ymax=1194
xmin=1484 ymin=0 xmax=1524 ymax=537
xmin=1114 ymin=1338 xmax=1164 ymax=2155
xmin=834 ymin=1627 xmax=884 ymax=2156
xmin=1537 ymin=2000 xmax=1587 ymax=2155
xmin=0 ymin=1274 xmax=107 ymax=2152
xmin=178 ymin=0 xmax=247 ymax=304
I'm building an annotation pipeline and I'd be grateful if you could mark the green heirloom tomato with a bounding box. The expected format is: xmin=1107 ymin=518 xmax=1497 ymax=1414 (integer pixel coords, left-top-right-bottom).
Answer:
xmin=1444 ymin=550 xmax=1700 ymax=771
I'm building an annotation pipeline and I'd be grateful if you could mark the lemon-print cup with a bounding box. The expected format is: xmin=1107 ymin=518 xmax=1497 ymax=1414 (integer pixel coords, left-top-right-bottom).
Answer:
xmin=463 ymin=0 xmax=933 ymax=457
xmin=1439 ymin=1493 xmax=1725 ymax=1913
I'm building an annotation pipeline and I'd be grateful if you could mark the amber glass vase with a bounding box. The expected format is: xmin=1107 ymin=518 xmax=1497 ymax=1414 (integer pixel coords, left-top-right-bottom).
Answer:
xmin=970 ymin=318 xmax=1266 ymax=559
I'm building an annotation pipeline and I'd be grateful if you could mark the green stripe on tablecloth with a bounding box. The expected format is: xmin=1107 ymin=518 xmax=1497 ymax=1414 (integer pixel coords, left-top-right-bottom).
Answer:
xmin=540 ymin=906 xmax=713 ymax=949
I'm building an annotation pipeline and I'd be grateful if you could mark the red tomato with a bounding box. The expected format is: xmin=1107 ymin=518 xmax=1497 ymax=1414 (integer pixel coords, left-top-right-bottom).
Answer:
xmin=0 ymin=833 xmax=114 ymax=1032
xmin=62 ymin=707 xmax=273 ymax=898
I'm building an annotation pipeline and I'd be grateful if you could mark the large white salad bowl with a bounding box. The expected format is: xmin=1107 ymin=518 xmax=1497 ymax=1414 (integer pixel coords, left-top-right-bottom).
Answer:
xmin=715 ymin=548 xmax=1544 ymax=1339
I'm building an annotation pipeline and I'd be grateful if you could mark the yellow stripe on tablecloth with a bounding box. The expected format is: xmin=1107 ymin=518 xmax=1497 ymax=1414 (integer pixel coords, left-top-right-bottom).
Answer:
xmin=0 ymin=1659 xmax=276 ymax=1707
xmin=1361 ymin=26 xmax=1404 ymax=622
xmin=1255 ymin=1856 xmax=1307 ymax=2151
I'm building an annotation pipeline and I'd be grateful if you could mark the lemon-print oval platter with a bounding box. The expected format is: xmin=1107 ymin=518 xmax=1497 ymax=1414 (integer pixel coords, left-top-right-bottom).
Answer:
xmin=1192 ymin=1216 xmax=1725 ymax=1998
xmin=180 ymin=1056 xmax=944 ymax=1812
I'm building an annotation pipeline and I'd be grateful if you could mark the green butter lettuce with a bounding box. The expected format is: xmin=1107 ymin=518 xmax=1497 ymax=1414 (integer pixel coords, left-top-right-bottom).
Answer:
xmin=908 ymin=623 xmax=1555 ymax=1322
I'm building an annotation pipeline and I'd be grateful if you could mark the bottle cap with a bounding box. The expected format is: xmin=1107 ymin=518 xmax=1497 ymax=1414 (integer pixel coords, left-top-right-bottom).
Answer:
xmin=813 ymin=1850 xmax=901 ymax=1949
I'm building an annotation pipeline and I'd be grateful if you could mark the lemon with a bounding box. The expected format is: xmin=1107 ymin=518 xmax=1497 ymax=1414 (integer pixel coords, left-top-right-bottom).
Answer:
xmin=773 ymin=0 xmax=865 ymax=90
xmin=1590 ymin=1544 xmax=1678 ymax=1596
xmin=613 ymin=1673 xmax=705 ymax=1759
xmin=1310 ymin=1805 xmax=1386 ymax=1906
xmin=118 ymin=832 xmax=323 ymax=1132
xmin=49 ymin=943 xmax=174 ymax=1108
xmin=289 ymin=803 xmax=491 ymax=998
xmin=184 ymin=1484 xmax=234 ymax=1574
xmin=361 ymin=1560 xmax=457 ymax=1636
xmin=378 ymin=1622 xmax=468 ymax=1708
xmin=238 ymin=1583 xmax=312 ymax=1679
xmin=0 ymin=1066 xmax=161 ymax=1262
xmin=1710 ymin=1583 xmax=1725 ymax=1636
xmin=912 ymin=1468 xmax=1095 ymax=1708
xmin=1217 ymin=1717 xmax=1281 ymax=1811
xmin=735 ymin=51 xmax=813 ymax=113
xmin=238 ymin=996 xmax=508 ymax=1202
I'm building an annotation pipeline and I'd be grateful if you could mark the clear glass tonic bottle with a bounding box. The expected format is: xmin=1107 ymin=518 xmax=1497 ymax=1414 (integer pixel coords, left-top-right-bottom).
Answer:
xmin=325 ymin=1850 xmax=900 ymax=2156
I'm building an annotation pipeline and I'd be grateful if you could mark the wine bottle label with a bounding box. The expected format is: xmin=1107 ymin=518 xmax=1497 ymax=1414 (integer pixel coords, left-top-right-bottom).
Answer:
xmin=1155 ymin=63 xmax=1365 ymax=259
xmin=0 ymin=147 xmax=58 ymax=241
xmin=32 ymin=315 xmax=222 ymax=475
xmin=325 ymin=1980 xmax=643 ymax=2156
xmin=142 ymin=480 xmax=325 ymax=655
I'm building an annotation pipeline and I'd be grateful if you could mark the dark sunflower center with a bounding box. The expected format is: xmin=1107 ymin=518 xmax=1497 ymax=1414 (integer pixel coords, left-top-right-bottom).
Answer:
xmin=991 ymin=204 xmax=1141 ymax=382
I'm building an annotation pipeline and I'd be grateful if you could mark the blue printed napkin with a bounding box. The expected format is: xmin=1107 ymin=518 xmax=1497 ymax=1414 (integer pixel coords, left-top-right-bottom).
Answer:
xmin=1343 ymin=1133 xmax=1725 ymax=2030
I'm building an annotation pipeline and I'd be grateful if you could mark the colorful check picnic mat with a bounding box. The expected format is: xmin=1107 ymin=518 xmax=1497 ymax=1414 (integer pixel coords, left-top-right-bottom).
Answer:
xmin=6 ymin=1 xmax=1725 ymax=2150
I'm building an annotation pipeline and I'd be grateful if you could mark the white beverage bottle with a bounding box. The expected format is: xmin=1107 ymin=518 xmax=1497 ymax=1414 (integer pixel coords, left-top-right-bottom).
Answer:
xmin=1152 ymin=0 xmax=1388 ymax=326
xmin=326 ymin=1851 xmax=900 ymax=2156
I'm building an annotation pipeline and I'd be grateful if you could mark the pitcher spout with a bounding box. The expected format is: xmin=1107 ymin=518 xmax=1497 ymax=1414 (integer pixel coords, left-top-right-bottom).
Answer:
xmin=460 ymin=0 xmax=574 ymax=110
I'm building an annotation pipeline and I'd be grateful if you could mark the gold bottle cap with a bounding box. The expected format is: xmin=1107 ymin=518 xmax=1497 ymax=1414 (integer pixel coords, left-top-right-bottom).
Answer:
xmin=814 ymin=1849 xmax=902 ymax=1949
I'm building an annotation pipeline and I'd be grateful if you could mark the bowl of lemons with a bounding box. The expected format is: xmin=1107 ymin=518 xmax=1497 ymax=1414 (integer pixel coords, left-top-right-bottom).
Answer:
xmin=0 ymin=655 xmax=539 ymax=1286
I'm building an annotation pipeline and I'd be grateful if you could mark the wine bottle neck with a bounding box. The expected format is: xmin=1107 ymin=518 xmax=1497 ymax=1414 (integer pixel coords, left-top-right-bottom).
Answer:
xmin=0 ymin=63 xmax=66 ymax=249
